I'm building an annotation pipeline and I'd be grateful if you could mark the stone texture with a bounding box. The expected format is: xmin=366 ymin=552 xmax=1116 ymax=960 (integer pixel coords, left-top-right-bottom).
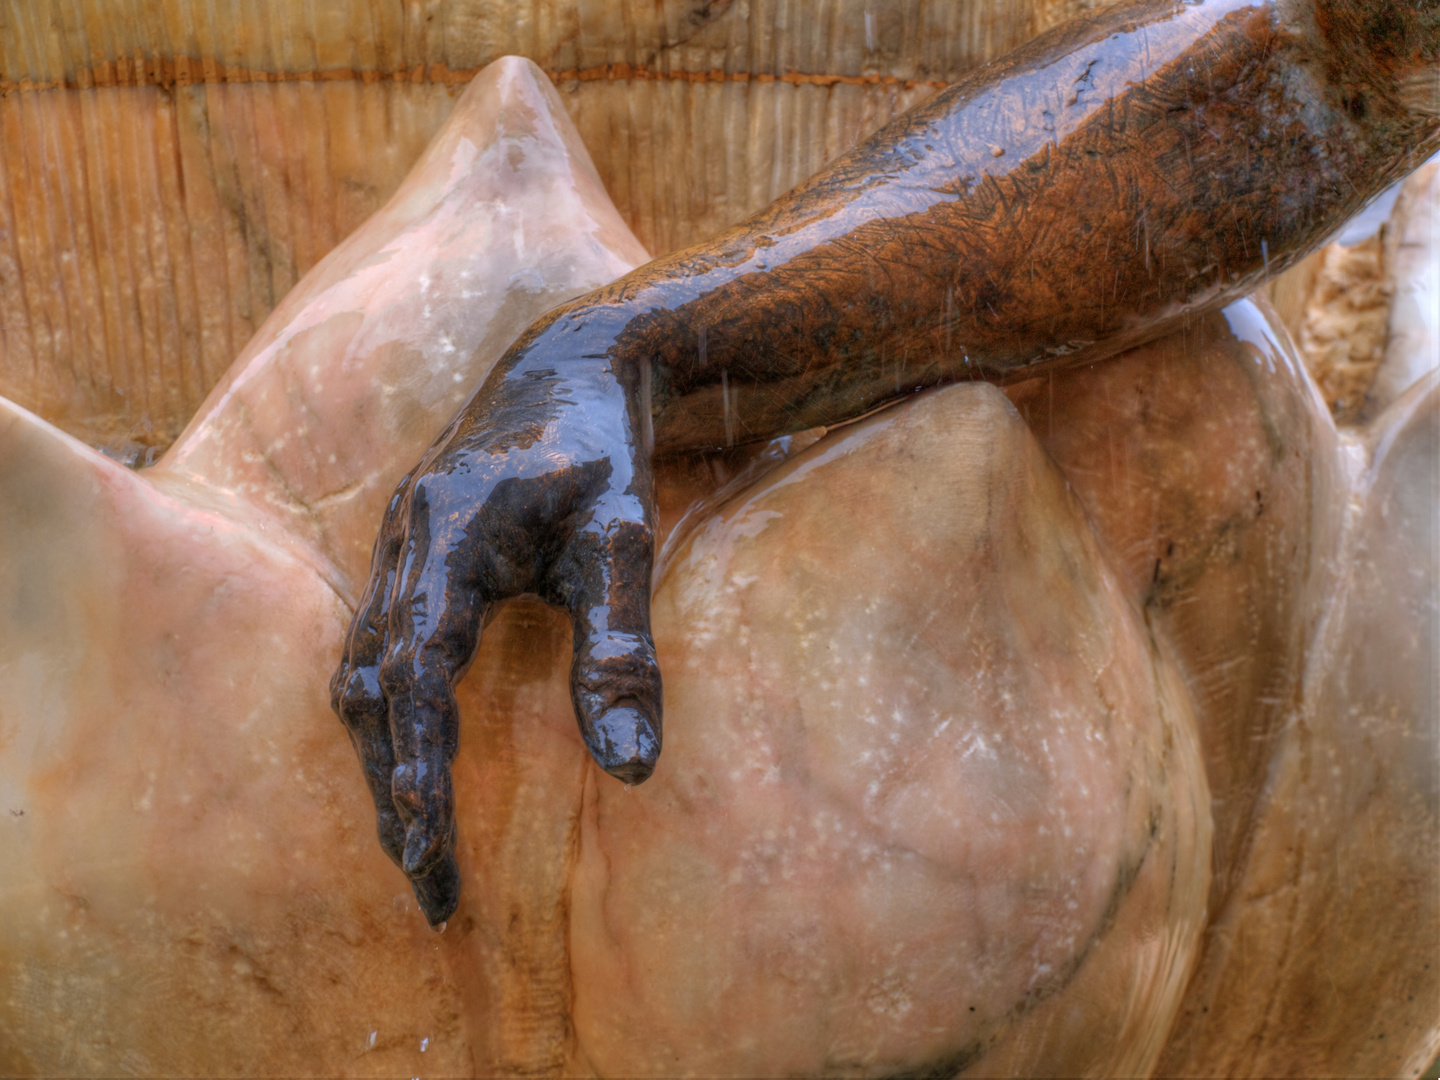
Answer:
xmin=0 ymin=32 xmax=1435 ymax=1080
xmin=1273 ymin=237 xmax=1391 ymax=423
xmin=0 ymin=54 xmax=641 ymax=1077
xmin=573 ymin=385 xmax=1210 ymax=1077
xmin=0 ymin=54 xmax=1213 ymax=1076
xmin=1006 ymin=299 xmax=1341 ymax=945
xmin=1153 ymin=371 xmax=1440 ymax=1079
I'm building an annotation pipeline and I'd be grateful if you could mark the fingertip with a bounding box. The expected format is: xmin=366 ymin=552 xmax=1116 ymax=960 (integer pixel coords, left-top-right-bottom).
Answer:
xmin=569 ymin=629 xmax=664 ymax=784
xmin=585 ymin=699 xmax=661 ymax=785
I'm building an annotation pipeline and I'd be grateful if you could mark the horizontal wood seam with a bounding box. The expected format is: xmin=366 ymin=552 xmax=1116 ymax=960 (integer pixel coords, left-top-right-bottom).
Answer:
xmin=0 ymin=59 xmax=952 ymax=96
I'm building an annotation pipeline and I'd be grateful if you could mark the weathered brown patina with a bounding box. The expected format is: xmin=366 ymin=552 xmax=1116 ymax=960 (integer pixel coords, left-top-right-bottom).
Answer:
xmin=331 ymin=0 xmax=1439 ymax=923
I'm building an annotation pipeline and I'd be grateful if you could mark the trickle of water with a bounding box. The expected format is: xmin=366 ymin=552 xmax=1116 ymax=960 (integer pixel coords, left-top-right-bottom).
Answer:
xmin=722 ymin=369 xmax=736 ymax=448
xmin=944 ymin=284 xmax=954 ymax=356
xmin=865 ymin=10 xmax=876 ymax=51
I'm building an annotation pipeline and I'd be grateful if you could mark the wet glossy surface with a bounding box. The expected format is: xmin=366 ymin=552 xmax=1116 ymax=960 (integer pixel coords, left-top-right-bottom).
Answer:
xmin=620 ymin=0 xmax=1440 ymax=444
xmin=5 ymin=278 xmax=1433 ymax=1074
xmin=0 ymin=362 xmax=1216 ymax=1078
xmin=3 ymin=54 xmax=1223 ymax=1071
xmin=0 ymin=0 xmax=1096 ymax=452
xmin=0 ymin=10 xmax=1436 ymax=1076
xmin=335 ymin=0 xmax=1440 ymax=924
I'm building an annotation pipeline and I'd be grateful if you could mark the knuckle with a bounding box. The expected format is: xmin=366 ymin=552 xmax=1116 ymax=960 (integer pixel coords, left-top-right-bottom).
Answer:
xmin=377 ymin=653 xmax=412 ymax=699
xmin=335 ymin=666 xmax=386 ymax=727
xmin=579 ymin=629 xmax=658 ymax=668
xmin=574 ymin=631 xmax=662 ymax=703
xmin=390 ymin=762 xmax=421 ymax=806
xmin=391 ymin=759 xmax=452 ymax=815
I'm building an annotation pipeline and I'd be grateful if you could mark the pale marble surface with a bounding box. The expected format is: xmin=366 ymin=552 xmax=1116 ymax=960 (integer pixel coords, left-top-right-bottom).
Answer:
xmin=1006 ymin=299 xmax=1340 ymax=917
xmin=0 ymin=56 xmax=1212 ymax=1076
xmin=575 ymin=386 xmax=1209 ymax=1077
xmin=156 ymin=55 xmax=649 ymax=596
xmin=0 ymin=52 xmax=1435 ymax=1080
xmin=1152 ymin=370 xmax=1438 ymax=1078
xmin=1009 ymin=299 xmax=1439 ymax=1079
xmin=0 ymin=56 xmax=647 ymax=1076
xmin=1374 ymin=164 xmax=1440 ymax=416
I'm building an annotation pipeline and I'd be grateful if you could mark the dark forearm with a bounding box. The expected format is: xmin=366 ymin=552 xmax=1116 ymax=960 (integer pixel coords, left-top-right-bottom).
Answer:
xmin=340 ymin=0 xmax=1436 ymax=926
xmin=550 ymin=0 xmax=1437 ymax=453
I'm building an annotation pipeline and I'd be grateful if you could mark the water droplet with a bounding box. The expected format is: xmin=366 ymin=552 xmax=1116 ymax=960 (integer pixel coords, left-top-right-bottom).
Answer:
xmin=366 ymin=1030 xmax=377 ymax=1051
xmin=420 ymin=1036 xmax=429 ymax=1052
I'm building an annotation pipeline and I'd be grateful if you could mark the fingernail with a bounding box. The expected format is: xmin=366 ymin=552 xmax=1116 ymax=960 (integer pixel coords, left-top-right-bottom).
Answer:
xmin=586 ymin=701 xmax=661 ymax=785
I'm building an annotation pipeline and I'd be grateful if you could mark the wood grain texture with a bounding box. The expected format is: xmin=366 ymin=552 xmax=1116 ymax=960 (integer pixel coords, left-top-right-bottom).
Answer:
xmin=0 ymin=0 xmax=1102 ymax=83
xmin=0 ymin=0 xmax=1113 ymax=449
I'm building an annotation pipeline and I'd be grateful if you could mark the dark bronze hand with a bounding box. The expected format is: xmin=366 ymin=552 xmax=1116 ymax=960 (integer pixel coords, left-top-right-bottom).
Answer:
xmin=336 ymin=0 xmax=1437 ymax=925
xmin=331 ymin=306 xmax=661 ymax=924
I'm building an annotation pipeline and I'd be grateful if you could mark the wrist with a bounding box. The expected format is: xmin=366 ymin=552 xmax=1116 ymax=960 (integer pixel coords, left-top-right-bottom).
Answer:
xmin=520 ymin=297 xmax=641 ymax=369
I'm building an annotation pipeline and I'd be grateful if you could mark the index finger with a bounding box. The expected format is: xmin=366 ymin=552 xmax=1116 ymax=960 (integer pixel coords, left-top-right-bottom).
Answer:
xmin=377 ymin=473 xmax=487 ymax=925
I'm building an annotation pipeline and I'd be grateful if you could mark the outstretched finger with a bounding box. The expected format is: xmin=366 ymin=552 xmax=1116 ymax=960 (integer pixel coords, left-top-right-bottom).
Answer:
xmin=378 ymin=474 xmax=486 ymax=925
xmin=551 ymin=510 xmax=663 ymax=785
xmin=330 ymin=479 xmax=412 ymax=867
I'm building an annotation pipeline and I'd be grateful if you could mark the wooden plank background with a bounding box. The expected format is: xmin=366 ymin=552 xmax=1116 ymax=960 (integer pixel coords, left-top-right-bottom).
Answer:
xmin=0 ymin=0 xmax=1105 ymax=447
